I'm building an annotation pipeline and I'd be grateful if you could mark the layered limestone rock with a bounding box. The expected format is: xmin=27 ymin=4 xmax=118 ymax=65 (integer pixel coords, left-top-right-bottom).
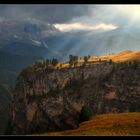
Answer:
xmin=11 ymin=62 xmax=140 ymax=134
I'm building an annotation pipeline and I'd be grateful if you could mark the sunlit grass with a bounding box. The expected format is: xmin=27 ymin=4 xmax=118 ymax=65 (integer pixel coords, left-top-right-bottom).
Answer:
xmin=35 ymin=112 xmax=140 ymax=136
xmin=58 ymin=50 xmax=140 ymax=69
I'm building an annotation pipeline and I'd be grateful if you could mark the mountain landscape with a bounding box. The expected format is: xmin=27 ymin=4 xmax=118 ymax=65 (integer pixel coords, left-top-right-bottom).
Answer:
xmin=0 ymin=5 xmax=140 ymax=135
xmin=10 ymin=50 xmax=140 ymax=135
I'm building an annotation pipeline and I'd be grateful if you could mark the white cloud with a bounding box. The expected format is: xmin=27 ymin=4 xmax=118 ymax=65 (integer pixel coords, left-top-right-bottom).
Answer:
xmin=53 ymin=22 xmax=118 ymax=32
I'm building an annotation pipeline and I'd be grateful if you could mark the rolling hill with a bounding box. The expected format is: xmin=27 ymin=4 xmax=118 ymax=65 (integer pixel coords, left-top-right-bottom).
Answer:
xmin=38 ymin=112 xmax=140 ymax=136
xmin=93 ymin=50 xmax=140 ymax=62
xmin=58 ymin=50 xmax=140 ymax=69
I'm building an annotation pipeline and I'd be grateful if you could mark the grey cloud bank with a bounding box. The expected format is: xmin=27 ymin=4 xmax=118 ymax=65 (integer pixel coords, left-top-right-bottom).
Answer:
xmin=0 ymin=5 xmax=92 ymax=23
xmin=0 ymin=4 xmax=140 ymax=54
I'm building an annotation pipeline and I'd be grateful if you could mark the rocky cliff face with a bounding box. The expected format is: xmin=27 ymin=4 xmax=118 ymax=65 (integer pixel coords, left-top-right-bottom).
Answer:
xmin=11 ymin=61 xmax=140 ymax=134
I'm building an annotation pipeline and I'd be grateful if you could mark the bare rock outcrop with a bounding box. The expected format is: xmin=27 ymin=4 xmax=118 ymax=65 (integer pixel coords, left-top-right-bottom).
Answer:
xmin=11 ymin=62 xmax=140 ymax=134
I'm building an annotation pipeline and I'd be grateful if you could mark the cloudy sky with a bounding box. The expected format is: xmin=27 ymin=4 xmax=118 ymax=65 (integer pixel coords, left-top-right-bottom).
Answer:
xmin=0 ymin=4 xmax=140 ymax=32
xmin=0 ymin=5 xmax=140 ymax=56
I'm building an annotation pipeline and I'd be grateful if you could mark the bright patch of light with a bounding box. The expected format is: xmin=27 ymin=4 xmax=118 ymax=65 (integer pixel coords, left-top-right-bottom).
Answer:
xmin=31 ymin=39 xmax=41 ymax=45
xmin=116 ymin=5 xmax=140 ymax=19
xmin=53 ymin=22 xmax=118 ymax=32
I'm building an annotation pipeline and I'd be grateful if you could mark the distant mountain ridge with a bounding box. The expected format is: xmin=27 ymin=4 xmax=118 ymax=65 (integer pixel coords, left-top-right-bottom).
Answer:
xmin=0 ymin=19 xmax=140 ymax=58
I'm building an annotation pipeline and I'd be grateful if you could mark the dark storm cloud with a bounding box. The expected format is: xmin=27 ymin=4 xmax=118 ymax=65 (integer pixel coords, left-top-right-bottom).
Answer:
xmin=0 ymin=5 xmax=92 ymax=23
